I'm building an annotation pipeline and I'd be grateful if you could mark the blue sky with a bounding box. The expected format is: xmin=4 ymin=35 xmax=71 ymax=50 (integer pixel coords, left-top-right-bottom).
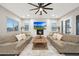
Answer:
xmin=7 ymin=18 xmax=18 ymax=28
xmin=34 ymin=22 xmax=46 ymax=27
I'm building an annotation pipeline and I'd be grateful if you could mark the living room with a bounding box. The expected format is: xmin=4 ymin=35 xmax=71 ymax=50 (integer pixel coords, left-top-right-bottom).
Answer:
xmin=0 ymin=2 xmax=79 ymax=57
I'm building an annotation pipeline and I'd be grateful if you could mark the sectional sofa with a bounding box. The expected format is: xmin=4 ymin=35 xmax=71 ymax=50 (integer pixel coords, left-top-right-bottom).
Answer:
xmin=47 ymin=32 xmax=79 ymax=53
xmin=0 ymin=32 xmax=32 ymax=56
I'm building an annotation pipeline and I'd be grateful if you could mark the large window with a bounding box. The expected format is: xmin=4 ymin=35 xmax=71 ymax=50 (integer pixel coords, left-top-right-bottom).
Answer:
xmin=51 ymin=23 xmax=57 ymax=32
xmin=65 ymin=19 xmax=71 ymax=34
xmin=24 ymin=23 xmax=29 ymax=31
xmin=7 ymin=18 xmax=19 ymax=32
xmin=61 ymin=21 xmax=63 ymax=33
xmin=76 ymin=15 xmax=79 ymax=35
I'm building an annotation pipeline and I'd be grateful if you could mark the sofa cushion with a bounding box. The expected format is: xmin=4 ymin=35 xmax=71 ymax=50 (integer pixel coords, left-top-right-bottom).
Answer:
xmin=49 ymin=32 xmax=53 ymax=36
xmin=0 ymin=35 xmax=17 ymax=44
xmin=22 ymin=32 xmax=31 ymax=36
xmin=63 ymin=41 xmax=78 ymax=45
xmin=61 ymin=35 xmax=79 ymax=43
xmin=26 ymin=33 xmax=31 ymax=36
xmin=53 ymin=39 xmax=64 ymax=47
xmin=56 ymin=33 xmax=63 ymax=40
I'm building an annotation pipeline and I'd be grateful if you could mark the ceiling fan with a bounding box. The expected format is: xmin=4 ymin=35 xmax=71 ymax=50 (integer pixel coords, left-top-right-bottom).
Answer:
xmin=28 ymin=3 xmax=53 ymax=15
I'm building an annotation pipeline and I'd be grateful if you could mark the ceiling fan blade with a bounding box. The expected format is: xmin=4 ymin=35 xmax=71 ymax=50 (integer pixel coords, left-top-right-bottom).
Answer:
xmin=38 ymin=3 xmax=44 ymax=5
xmin=35 ymin=10 xmax=39 ymax=14
xmin=30 ymin=8 xmax=38 ymax=11
xmin=40 ymin=11 xmax=42 ymax=15
xmin=38 ymin=3 xmax=41 ymax=7
xmin=38 ymin=3 xmax=40 ymax=5
xmin=43 ymin=9 xmax=47 ymax=14
xmin=38 ymin=3 xmax=44 ymax=7
xmin=44 ymin=8 xmax=53 ymax=10
xmin=41 ymin=3 xmax=44 ymax=5
xmin=28 ymin=3 xmax=38 ymax=7
xmin=43 ymin=3 xmax=52 ymax=7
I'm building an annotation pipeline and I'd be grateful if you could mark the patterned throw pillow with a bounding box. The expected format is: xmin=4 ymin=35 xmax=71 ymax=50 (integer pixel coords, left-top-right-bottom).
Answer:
xmin=21 ymin=34 xmax=27 ymax=40
xmin=16 ymin=34 xmax=23 ymax=41
xmin=56 ymin=33 xmax=63 ymax=40
xmin=52 ymin=33 xmax=58 ymax=39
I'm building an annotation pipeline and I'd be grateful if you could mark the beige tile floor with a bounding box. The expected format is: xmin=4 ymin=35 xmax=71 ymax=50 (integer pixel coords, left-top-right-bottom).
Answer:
xmin=20 ymin=39 xmax=64 ymax=56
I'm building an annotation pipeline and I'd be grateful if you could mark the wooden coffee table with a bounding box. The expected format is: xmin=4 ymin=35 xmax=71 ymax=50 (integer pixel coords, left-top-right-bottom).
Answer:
xmin=32 ymin=36 xmax=47 ymax=48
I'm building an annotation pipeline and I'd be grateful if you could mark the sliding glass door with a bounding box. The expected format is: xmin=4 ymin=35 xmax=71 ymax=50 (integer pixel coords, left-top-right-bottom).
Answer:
xmin=65 ymin=19 xmax=71 ymax=34
xmin=61 ymin=21 xmax=63 ymax=33
xmin=76 ymin=15 xmax=79 ymax=35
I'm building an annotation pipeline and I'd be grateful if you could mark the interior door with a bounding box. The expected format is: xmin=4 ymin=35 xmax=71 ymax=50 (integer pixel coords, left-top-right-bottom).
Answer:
xmin=76 ymin=15 xmax=79 ymax=35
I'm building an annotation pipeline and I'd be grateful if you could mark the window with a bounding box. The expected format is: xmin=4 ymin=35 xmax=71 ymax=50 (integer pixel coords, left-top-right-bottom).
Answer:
xmin=61 ymin=21 xmax=63 ymax=33
xmin=24 ymin=23 xmax=29 ymax=31
xmin=51 ymin=23 xmax=57 ymax=32
xmin=7 ymin=18 xmax=19 ymax=32
xmin=65 ymin=19 xmax=71 ymax=34
xmin=76 ymin=15 xmax=79 ymax=35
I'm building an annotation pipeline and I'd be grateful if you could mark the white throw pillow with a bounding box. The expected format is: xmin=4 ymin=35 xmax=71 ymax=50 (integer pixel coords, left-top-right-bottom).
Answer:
xmin=57 ymin=33 xmax=63 ymax=40
xmin=16 ymin=34 xmax=23 ymax=41
xmin=49 ymin=32 xmax=52 ymax=36
xmin=21 ymin=34 xmax=26 ymax=40
xmin=52 ymin=33 xmax=57 ymax=39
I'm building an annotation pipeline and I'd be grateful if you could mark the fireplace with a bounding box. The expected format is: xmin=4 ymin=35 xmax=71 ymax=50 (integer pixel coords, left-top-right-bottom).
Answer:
xmin=37 ymin=30 xmax=43 ymax=35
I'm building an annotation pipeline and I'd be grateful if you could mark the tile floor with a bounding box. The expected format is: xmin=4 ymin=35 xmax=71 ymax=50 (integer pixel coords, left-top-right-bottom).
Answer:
xmin=20 ymin=39 xmax=64 ymax=56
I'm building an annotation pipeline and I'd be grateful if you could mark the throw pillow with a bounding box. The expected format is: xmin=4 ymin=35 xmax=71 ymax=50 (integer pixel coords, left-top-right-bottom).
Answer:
xmin=49 ymin=32 xmax=53 ymax=36
xmin=21 ymin=34 xmax=26 ymax=40
xmin=16 ymin=34 xmax=23 ymax=41
xmin=57 ymin=33 xmax=63 ymax=40
xmin=52 ymin=33 xmax=57 ymax=39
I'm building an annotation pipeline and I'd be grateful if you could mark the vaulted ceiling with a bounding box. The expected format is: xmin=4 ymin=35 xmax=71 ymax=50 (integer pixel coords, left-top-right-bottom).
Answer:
xmin=0 ymin=3 xmax=79 ymax=19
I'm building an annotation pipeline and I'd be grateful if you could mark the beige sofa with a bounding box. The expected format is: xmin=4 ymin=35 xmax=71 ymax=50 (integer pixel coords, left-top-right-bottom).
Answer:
xmin=0 ymin=32 xmax=32 ymax=56
xmin=47 ymin=33 xmax=79 ymax=53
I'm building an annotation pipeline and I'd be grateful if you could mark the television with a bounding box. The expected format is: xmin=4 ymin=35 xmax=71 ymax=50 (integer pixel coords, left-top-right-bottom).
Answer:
xmin=34 ymin=22 xmax=46 ymax=30
xmin=37 ymin=30 xmax=43 ymax=35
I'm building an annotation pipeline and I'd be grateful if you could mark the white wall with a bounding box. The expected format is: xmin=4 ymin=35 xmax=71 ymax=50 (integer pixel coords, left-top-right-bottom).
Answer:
xmin=22 ymin=19 xmax=57 ymax=37
xmin=58 ymin=7 xmax=79 ymax=35
xmin=0 ymin=5 xmax=58 ymax=36
xmin=0 ymin=5 xmax=21 ymax=35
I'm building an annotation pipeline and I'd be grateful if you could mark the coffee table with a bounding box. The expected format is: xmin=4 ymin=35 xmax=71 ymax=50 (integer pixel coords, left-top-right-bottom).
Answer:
xmin=32 ymin=36 xmax=47 ymax=49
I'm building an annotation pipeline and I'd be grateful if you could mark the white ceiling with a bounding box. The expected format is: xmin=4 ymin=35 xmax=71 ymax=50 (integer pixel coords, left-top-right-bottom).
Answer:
xmin=0 ymin=3 xmax=79 ymax=19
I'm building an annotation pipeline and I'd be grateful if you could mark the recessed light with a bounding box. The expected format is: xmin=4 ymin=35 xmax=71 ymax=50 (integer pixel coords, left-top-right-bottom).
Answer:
xmin=27 ymin=15 xmax=30 ymax=17
xmin=52 ymin=15 xmax=55 ymax=16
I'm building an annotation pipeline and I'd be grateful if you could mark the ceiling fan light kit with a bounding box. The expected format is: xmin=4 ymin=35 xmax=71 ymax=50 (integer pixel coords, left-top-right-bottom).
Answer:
xmin=28 ymin=3 xmax=53 ymax=15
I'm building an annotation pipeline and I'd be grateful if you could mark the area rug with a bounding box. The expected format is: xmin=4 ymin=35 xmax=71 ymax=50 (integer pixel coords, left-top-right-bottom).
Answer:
xmin=20 ymin=39 xmax=64 ymax=56
xmin=32 ymin=45 xmax=48 ymax=50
